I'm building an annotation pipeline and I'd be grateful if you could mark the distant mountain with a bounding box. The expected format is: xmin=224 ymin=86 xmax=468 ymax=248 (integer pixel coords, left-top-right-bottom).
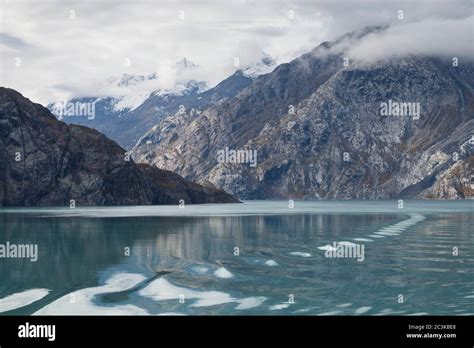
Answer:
xmin=0 ymin=88 xmax=238 ymax=206
xmin=50 ymin=55 xmax=275 ymax=149
xmin=108 ymin=72 xmax=159 ymax=111
xmin=132 ymin=27 xmax=474 ymax=200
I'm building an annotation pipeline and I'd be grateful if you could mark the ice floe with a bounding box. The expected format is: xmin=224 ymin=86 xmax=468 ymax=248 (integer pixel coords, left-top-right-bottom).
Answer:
xmin=34 ymin=273 xmax=148 ymax=315
xmin=214 ymin=267 xmax=234 ymax=278
xmin=0 ymin=289 xmax=50 ymax=313
xmin=268 ymin=303 xmax=290 ymax=310
xmin=139 ymin=278 xmax=266 ymax=310
xmin=265 ymin=260 xmax=278 ymax=266
xmin=235 ymin=297 xmax=267 ymax=310
xmin=355 ymin=306 xmax=372 ymax=314
xmin=289 ymin=252 xmax=312 ymax=257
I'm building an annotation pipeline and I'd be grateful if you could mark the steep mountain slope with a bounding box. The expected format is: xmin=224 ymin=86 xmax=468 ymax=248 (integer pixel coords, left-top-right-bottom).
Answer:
xmin=132 ymin=28 xmax=474 ymax=200
xmin=0 ymin=88 xmax=238 ymax=206
xmin=117 ymin=70 xmax=254 ymax=149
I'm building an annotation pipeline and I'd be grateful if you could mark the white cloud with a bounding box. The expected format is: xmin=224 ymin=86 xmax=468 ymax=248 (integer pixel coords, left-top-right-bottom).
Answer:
xmin=0 ymin=0 xmax=472 ymax=104
xmin=347 ymin=16 xmax=474 ymax=62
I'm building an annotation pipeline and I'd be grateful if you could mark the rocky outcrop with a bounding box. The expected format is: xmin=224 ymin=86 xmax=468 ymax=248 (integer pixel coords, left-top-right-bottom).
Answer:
xmin=418 ymin=156 xmax=473 ymax=199
xmin=0 ymin=88 xmax=238 ymax=206
xmin=132 ymin=27 xmax=474 ymax=200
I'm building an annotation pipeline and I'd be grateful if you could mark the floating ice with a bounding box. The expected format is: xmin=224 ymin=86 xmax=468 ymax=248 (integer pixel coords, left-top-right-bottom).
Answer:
xmin=140 ymin=278 xmax=265 ymax=309
xmin=265 ymin=260 xmax=278 ymax=266
xmin=214 ymin=267 xmax=234 ymax=279
xmin=336 ymin=303 xmax=353 ymax=308
xmin=235 ymin=297 xmax=267 ymax=310
xmin=353 ymin=238 xmax=373 ymax=242
xmin=318 ymin=245 xmax=337 ymax=251
xmin=289 ymin=252 xmax=312 ymax=257
xmin=0 ymin=289 xmax=50 ymax=313
xmin=140 ymin=278 xmax=234 ymax=307
xmin=407 ymin=312 xmax=428 ymax=315
xmin=355 ymin=306 xmax=372 ymax=315
xmin=318 ymin=310 xmax=342 ymax=315
xmin=269 ymin=303 xmax=290 ymax=310
xmin=34 ymin=273 xmax=148 ymax=315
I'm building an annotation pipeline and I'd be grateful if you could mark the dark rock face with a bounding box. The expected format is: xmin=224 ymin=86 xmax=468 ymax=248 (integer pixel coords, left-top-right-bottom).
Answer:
xmin=0 ymin=88 xmax=238 ymax=206
xmin=133 ymin=28 xmax=474 ymax=200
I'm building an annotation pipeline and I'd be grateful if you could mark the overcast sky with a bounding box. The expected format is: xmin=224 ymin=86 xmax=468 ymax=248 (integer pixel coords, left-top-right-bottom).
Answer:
xmin=1 ymin=0 xmax=473 ymax=104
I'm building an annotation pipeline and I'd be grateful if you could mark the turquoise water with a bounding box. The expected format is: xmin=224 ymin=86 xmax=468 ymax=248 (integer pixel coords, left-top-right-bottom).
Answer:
xmin=0 ymin=200 xmax=472 ymax=315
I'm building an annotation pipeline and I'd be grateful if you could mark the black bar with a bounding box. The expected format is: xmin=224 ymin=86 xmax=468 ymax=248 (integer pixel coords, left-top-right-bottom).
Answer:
xmin=0 ymin=316 xmax=472 ymax=346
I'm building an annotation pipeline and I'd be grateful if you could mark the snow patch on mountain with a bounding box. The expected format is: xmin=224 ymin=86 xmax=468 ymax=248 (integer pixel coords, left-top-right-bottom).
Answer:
xmin=242 ymin=52 xmax=277 ymax=78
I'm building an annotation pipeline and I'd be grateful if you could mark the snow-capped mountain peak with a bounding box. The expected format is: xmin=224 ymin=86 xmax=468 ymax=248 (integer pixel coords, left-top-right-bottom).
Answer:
xmin=117 ymin=72 xmax=158 ymax=87
xmin=107 ymin=72 xmax=158 ymax=88
xmin=242 ymin=52 xmax=277 ymax=78
xmin=107 ymin=72 xmax=159 ymax=111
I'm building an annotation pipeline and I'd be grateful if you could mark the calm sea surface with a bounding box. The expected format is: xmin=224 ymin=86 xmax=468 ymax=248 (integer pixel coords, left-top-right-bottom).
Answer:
xmin=0 ymin=200 xmax=472 ymax=315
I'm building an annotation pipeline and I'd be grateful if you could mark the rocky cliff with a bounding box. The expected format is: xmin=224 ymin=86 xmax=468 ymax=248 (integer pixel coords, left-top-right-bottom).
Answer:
xmin=0 ymin=88 xmax=238 ymax=206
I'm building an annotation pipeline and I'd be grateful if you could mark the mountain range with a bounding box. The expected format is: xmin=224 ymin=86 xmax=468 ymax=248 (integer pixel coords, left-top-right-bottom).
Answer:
xmin=52 ymin=55 xmax=276 ymax=149
xmin=15 ymin=26 xmax=474 ymax=201
xmin=130 ymin=27 xmax=473 ymax=200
